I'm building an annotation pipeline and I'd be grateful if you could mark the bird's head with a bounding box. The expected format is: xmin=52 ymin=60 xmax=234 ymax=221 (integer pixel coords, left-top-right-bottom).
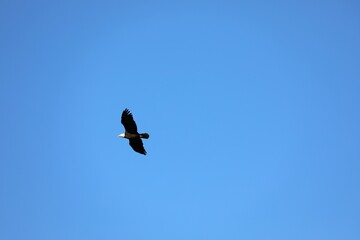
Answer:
xmin=118 ymin=133 xmax=125 ymax=138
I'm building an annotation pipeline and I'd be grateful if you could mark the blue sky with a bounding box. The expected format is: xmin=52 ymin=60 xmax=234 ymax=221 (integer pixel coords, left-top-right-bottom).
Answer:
xmin=1 ymin=0 xmax=360 ymax=239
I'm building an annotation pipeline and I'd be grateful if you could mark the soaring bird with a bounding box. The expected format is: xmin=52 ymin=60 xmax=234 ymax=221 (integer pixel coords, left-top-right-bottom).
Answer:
xmin=118 ymin=108 xmax=150 ymax=155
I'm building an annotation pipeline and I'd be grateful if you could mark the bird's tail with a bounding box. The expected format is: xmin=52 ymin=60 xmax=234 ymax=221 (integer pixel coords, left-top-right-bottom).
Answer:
xmin=140 ymin=133 xmax=150 ymax=139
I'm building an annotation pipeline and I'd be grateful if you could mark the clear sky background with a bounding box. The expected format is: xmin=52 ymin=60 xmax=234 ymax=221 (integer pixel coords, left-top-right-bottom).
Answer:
xmin=1 ymin=0 xmax=360 ymax=239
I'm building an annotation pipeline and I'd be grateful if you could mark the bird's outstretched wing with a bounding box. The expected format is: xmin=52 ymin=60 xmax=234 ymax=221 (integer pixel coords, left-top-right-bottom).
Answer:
xmin=121 ymin=108 xmax=138 ymax=134
xmin=129 ymin=138 xmax=147 ymax=155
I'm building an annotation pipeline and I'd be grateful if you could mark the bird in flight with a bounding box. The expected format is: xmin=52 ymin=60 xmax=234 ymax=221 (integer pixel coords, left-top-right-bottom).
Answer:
xmin=118 ymin=108 xmax=150 ymax=155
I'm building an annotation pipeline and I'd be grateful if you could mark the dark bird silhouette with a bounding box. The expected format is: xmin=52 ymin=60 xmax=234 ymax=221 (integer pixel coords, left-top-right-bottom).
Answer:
xmin=118 ymin=108 xmax=149 ymax=155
